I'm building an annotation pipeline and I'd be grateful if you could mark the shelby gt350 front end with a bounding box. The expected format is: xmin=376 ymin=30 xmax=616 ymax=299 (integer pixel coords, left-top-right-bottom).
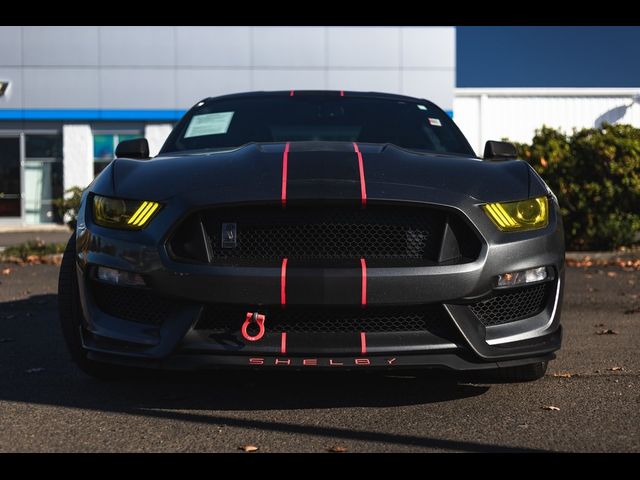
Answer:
xmin=58 ymin=91 xmax=564 ymax=381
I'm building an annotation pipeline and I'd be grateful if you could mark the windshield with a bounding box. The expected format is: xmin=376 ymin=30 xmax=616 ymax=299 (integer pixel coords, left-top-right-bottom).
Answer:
xmin=160 ymin=94 xmax=475 ymax=156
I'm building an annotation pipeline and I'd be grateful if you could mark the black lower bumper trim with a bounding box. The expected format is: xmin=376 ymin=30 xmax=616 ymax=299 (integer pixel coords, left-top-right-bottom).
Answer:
xmin=86 ymin=350 xmax=555 ymax=372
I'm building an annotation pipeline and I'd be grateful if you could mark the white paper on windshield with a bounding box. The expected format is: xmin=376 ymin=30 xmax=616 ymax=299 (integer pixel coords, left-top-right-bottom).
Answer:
xmin=184 ymin=112 xmax=234 ymax=138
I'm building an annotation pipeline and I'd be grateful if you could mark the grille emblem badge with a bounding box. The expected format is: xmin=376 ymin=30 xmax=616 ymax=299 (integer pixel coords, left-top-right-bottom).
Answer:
xmin=222 ymin=223 xmax=237 ymax=248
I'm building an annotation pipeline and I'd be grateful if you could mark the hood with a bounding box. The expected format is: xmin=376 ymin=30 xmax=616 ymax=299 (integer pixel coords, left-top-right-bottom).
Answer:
xmin=107 ymin=142 xmax=544 ymax=205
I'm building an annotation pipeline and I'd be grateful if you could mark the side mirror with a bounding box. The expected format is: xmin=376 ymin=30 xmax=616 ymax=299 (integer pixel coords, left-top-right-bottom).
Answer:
xmin=115 ymin=138 xmax=150 ymax=160
xmin=483 ymin=140 xmax=518 ymax=161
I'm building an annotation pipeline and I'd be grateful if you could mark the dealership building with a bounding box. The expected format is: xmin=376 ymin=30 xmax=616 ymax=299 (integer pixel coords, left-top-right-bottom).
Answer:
xmin=1 ymin=26 xmax=639 ymax=227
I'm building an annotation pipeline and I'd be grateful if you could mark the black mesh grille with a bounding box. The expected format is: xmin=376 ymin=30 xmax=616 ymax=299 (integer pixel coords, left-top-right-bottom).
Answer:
xmin=469 ymin=283 xmax=551 ymax=327
xmin=90 ymin=281 xmax=183 ymax=326
xmin=171 ymin=206 xmax=448 ymax=266
xmin=196 ymin=304 xmax=456 ymax=337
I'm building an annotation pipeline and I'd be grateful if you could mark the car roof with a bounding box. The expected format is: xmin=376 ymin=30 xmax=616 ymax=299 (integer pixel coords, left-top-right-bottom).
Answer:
xmin=202 ymin=90 xmax=431 ymax=104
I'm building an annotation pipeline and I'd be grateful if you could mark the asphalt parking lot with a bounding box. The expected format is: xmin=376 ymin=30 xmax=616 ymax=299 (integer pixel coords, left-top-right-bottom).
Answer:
xmin=0 ymin=258 xmax=638 ymax=452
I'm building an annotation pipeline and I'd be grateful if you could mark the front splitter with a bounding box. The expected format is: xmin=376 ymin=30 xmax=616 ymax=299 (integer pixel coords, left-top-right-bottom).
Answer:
xmin=86 ymin=350 xmax=555 ymax=372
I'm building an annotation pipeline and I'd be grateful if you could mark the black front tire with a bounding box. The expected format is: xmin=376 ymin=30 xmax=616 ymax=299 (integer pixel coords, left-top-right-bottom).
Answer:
xmin=58 ymin=234 xmax=132 ymax=380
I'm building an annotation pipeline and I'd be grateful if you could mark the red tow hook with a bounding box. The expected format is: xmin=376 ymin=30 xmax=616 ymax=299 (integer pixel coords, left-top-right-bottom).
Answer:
xmin=241 ymin=312 xmax=266 ymax=342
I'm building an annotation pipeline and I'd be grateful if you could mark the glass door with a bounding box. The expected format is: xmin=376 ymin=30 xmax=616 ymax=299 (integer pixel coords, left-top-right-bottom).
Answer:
xmin=0 ymin=136 xmax=21 ymax=218
xmin=24 ymin=134 xmax=63 ymax=224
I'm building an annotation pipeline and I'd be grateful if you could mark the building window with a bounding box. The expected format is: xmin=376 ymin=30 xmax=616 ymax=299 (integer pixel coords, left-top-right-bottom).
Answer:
xmin=24 ymin=134 xmax=64 ymax=224
xmin=94 ymin=132 xmax=142 ymax=176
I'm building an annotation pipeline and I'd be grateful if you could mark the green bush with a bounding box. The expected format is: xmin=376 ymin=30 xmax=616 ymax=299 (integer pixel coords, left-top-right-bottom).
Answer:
xmin=513 ymin=123 xmax=640 ymax=250
xmin=53 ymin=186 xmax=83 ymax=230
xmin=3 ymin=240 xmax=66 ymax=260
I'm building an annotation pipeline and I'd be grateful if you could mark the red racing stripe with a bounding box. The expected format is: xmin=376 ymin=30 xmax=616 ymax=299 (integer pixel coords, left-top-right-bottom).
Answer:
xmin=361 ymin=259 xmax=368 ymax=353
xmin=281 ymin=332 xmax=287 ymax=354
xmin=360 ymin=258 xmax=367 ymax=306
xmin=281 ymin=258 xmax=288 ymax=306
xmin=353 ymin=142 xmax=367 ymax=207
xmin=281 ymin=142 xmax=290 ymax=208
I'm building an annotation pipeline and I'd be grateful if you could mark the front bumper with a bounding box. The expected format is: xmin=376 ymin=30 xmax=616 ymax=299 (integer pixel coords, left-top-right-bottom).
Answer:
xmin=74 ymin=198 xmax=565 ymax=371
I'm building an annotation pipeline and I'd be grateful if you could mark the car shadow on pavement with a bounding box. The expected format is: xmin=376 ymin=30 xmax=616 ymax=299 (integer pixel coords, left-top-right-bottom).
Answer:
xmin=0 ymin=294 xmax=547 ymax=452
xmin=1 ymin=295 xmax=490 ymax=410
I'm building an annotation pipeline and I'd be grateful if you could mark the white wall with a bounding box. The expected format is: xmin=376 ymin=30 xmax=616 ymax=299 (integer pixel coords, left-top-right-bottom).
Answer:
xmin=1 ymin=26 xmax=456 ymax=113
xmin=454 ymin=88 xmax=640 ymax=156
xmin=145 ymin=124 xmax=173 ymax=157
xmin=62 ymin=125 xmax=94 ymax=192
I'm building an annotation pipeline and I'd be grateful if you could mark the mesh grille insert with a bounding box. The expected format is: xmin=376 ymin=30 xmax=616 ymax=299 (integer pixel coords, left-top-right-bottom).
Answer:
xmin=196 ymin=304 xmax=457 ymax=338
xmin=90 ymin=281 xmax=183 ymax=326
xmin=171 ymin=206 xmax=448 ymax=266
xmin=469 ymin=282 xmax=551 ymax=327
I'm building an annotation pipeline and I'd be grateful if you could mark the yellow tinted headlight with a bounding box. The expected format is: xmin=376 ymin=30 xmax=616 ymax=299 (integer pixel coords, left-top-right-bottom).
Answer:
xmin=93 ymin=195 xmax=160 ymax=229
xmin=483 ymin=196 xmax=548 ymax=232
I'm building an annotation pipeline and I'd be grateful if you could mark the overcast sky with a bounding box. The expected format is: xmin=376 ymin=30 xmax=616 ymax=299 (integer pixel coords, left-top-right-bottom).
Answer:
xmin=457 ymin=26 xmax=640 ymax=87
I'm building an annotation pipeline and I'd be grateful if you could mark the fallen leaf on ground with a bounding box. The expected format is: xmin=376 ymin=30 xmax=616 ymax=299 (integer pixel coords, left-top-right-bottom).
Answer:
xmin=607 ymin=271 xmax=617 ymax=277
xmin=566 ymin=259 xmax=593 ymax=268
xmin=0 ymin=338 xmax=15 ymax=343
xmin=26 ymin=367 xmax=45 ymax=373
xmin=41 ymin=254 xmax=63 ymax=266
xmin=25 ymin=255 xmax=41 ymax=264
xmin=609 ymin=366 xmax=624 ymax=371
xmin=328 ymin=445 xmax=348 ymax=453
xmin=552 ymin=372 xmax=572 ymax=378
xmin=238 ymin=445 xmax=258 ymax=452
xmin=1 ymin=268 xmax=11 ymax=275
xmin=596 ymin=329 xmax=619 ymax=335
xmin=542 ymin=405 xmax=560 ymax=411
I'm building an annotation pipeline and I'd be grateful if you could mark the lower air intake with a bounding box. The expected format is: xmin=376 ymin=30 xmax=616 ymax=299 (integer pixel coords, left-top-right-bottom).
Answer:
xmin=196 ymin=304 xmax=457 ymax=338
xmin=91 ymin=281 xmax=183 ymax=326
xmin=469 ymin=282 xmax=551 ymax=327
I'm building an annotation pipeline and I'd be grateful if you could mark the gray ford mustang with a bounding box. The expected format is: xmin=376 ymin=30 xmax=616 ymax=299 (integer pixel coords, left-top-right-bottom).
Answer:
xmin=58 ymin=90 xmax=564 ymax=381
